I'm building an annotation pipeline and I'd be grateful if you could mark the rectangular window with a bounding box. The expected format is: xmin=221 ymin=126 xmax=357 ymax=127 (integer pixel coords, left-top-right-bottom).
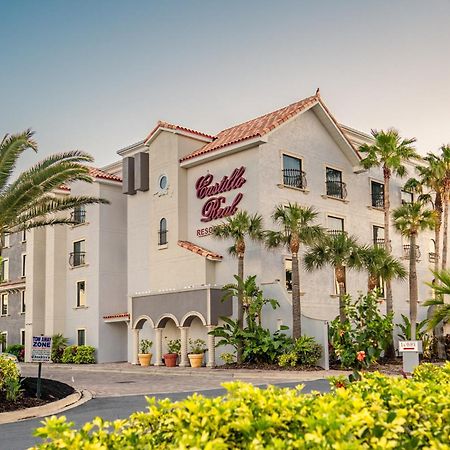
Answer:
xmin=76 ymin=281 xmax=86 ymax=307
xmin=71 ymin=240 xmax=86 ymax=267
xmin=401 ymin=189 xmax=414 ymax=204
xmin=22 ymin=229 xmax=27 ymax=242
xmin=20 ymin=290 xmax=26 ymax=313
xmin=3 ymin=233 xmax=10 ymax=248
xmin=77 ymin=329 xmax=86 ymax=346
xmin=20 ymin=329 xmax=25 ymax=346
xmin=21 ymin=254 xmax=26 ymax=277
xmin=285 ymin=258 xmax=293 ymax=292
xmin=326 ymin=167 xmax=346 ymax=199
xmin=327 ymin=215 xmax=345 ymax=235
xmin=1 ymin=331 xmax=7 ymax=352
xmin=282 ymin=154 xmax=304 ymax=189
xmin=72 ymin=205 xmax=86 ymax=224
xmin=1 ymin=293 xmax=8 ymax=316
xmin=1 ymin=258 xmax=9 ymax=282
xmin=373 ymin=225 xmax=385 ymax=246
xmin=371 ymin=181 xmax=384 ymax=208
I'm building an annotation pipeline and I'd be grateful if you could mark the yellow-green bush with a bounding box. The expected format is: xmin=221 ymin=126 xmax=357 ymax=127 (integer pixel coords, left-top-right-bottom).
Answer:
xmin=0 ymin=354 xmax=20 ymax=392
xmin=33 ymin=363 xmax=450 ymax=449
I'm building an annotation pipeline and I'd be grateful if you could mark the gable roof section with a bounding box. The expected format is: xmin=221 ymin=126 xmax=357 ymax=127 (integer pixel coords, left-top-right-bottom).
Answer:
xmin=178 ymin=240 xmax=223 ymax=261
xmin=144 ymin=120 xmax=214 ymax=145
xmin=88 ymin=167 xmax=122 ymax=182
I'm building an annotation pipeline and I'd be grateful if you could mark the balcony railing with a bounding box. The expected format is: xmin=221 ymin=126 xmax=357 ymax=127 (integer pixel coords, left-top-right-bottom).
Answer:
xmin=282 ymin=169 xmax=307 ymax=190
xmin=429 ymin=252 xmax=437 ymax=263
xmin=403 ymin=245 xmax=421 ymax=260
xmin=158 ymin=230 xmax=168 ymax=246
xmin=326 ymin=180 xmax=347 ymax=199
xmin=328 ymin=229 xmax=347 ymax=236
xmin=373 ymin=238 xmax=385 ymax=247
xmin=371 ymin=193 xmax=384 ymax=208
xmin=69 ymin=251 xmax=86 ymax=267
xmin=70 ymin=210 xmax=86 ymax=224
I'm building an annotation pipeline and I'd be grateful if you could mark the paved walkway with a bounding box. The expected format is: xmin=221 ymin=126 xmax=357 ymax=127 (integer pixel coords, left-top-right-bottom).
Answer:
xmin=20 ymin=362 xmax=349 ymax=397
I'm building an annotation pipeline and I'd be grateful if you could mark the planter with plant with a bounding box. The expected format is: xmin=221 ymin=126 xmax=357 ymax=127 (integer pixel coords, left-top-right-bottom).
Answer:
xmin=138 ymin=339 xmax=153 ymax=366
xmin=188 ymin=339 xmax=206 ymax=368
xmin=163 ymin=339 xmax=180 ymax=367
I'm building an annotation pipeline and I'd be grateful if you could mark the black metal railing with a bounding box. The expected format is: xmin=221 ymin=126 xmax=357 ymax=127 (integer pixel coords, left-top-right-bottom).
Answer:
xmin=371 ymin=192 xmax=384 ymax=208
xmin=429 ymin=252 xmax=437 ymax=263
xmin=69 ymin=251 xmax=86 ymax=267
xmin=70 ymin=210 xmax=86 ymax=224
xmin=328 ymin=229 xmax=347 ymax=236
xmin=282 ymin=169 xmax=307 ymax=190
xmin=326 ymin=180 xmax=347 ymax=199
xmin=158 ymin=230 xmax=168 ymax=246
xmin=373 ymin=238 xmax=385 ymax=247
xmin=403 ymin=245 xmax=421 ymax=260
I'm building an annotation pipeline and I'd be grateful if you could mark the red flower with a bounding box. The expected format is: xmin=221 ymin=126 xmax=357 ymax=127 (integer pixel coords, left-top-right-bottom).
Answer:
xmin=356 ymin=351 xmax=366 ymax=362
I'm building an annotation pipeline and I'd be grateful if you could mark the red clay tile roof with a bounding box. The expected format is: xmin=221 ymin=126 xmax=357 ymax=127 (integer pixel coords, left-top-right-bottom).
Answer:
xmin=180 ymin=94 xmax=319 ymax=162
xmin=88 ymin=167 xmax=122 ymax=182
xmin=103 ymin=313 xmax=130 ymax=320
xmin=144 ymin=120 xmax=215 ymax=143
xmin=178 ymin=240 xmax=223 ymax=261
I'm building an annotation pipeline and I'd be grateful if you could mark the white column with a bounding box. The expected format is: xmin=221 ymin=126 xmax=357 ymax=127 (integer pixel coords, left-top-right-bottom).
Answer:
xmin=154 ymin=328 xmax=163 ymax=366
xmin=206 ymin=325 xmax=216 ymax=367
xmin=132 ymin=328 xmax=139 ymax=365
xmin=179 ymin=326 xmax=189 ymax=367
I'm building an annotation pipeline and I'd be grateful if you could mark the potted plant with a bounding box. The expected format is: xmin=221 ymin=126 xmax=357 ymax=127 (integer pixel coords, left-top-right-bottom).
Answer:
xmin=163 ymin=339 xmax=181 ymax=367
xmin=188 ymin=338 xmax=206 ymax=368
xmin=138 ymin=339 xmax=153 ymax=366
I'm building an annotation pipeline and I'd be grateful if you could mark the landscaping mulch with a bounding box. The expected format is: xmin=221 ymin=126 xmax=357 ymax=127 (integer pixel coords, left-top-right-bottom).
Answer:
xmin=0 ymin=377 xmax=74 ymax=413
xmin=215 ymin=363 xmax=322 ymax=371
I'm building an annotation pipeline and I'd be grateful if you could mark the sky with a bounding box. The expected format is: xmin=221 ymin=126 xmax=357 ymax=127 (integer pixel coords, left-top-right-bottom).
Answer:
xmin=1 ymin=0 xmax=450 ymax=169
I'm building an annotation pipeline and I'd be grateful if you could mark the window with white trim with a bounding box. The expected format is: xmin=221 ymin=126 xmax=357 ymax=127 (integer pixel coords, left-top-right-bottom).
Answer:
xmin=1 ymin=258 xmax=9 ymax=282
xmin=20 ymin=329 xmax=25 ymax=346
xmin=1 ymin=293 xmax=8 ymax=316
xmin=21 ymin=254 xmax=26 ymax=277
xmin=76 ymin=281 xmax=86 ymax=307
xmin=77 ymin=329 xmax=86 ymax=346
xmin=327 ymin=216 xmax=345 ymax=235
xmin=0 ymin=331 xmax=7 ymax=352
xmin=22 ymin=229 xmax=27 ymax=242
xmin=3 ymin=233 xmax=10 ymax=248
xmin=401 ymin=189 xmax=414 ymax=204
xmin=282 ymin=154 xmax=305 ymax=189
xmin=159 ymin=218 xmax=168 ymax=245
xmin=20 ymin=290 xmax=26 ymax=314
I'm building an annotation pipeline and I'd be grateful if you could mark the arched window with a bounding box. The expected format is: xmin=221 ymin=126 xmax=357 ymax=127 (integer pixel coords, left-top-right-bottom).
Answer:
xmin=159 ymin=218 xmax=167 ymax=245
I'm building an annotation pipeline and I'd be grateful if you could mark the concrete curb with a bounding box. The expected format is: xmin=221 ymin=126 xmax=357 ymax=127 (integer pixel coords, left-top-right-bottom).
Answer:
xmin=0 ymin=389 xmax=93 ymax=425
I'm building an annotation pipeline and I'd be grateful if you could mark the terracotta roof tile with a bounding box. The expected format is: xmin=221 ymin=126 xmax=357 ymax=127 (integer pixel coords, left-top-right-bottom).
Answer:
xmin=178 ymin=240 xmax=223 ymax=261
xmin=144 ymin=120 xmax=215 ymax=143
xmin=88 ymin=167 xmax=122 ymax=182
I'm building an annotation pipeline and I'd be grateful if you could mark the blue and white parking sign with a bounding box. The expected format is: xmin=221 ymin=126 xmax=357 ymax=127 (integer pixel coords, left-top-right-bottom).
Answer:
xmin=31 ymin=336 xmax=52 ymax=362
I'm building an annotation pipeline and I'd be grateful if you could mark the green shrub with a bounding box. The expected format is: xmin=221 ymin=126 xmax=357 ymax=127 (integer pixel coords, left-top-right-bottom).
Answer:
xmin=33 ymin=363 xmax=450 ymax=449
xmin=5 ymin=344 xmax=25 ymax=362
xmin=61 ymin=345 xmax=77 ymax=363
xmin=73 ymin=346 xmax=95 ymax=364
xmin=4 ymin=376 xmax=23 ymax=402
xmin=0 ymin=355 xmax=20 ymax=392
xmin=279 ymin=336 xmax=322 ymax=367
xmin=51 ymin=334 xmax=69 ymax=363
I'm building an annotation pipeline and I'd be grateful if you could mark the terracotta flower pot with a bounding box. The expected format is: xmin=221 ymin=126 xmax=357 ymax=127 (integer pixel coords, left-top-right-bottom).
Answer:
xmin=163 ymin=353 xmax=178 ymax=367
xmin=188 ymin=353 xmax=203 ymax=368
xmin=138 ymin=353 xmax=152 ymax=367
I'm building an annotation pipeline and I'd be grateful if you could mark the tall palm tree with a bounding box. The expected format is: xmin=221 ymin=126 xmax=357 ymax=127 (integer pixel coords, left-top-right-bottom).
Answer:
xmin=359 ymin=129 xmax=419 ymax=326
xmin=361 ymin=245 xmax=407 ymax=292
xmin=424 ymin=270 xmax=450 ymax=334
xmin=265 ymin=204 xmax=324 ymax=338
xmin=0 ymin=130 xmax=107 ymax=244
xmin=437 ymin=145 xmax=450 ymax=271
xmin=393 ymin=202 xmax=436 ymax=338
xmin=304 ymin=233 xmax=363 ymax=324
xmin=212 ymin=210 xmax=264 ymax=362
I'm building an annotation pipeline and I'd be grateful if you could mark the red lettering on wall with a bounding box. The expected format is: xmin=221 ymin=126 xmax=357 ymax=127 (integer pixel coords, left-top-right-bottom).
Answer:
xmin=195 ymin=166 xmax=246 ymax=199
xmin=200 ymin=193 xmax=243 ymax=223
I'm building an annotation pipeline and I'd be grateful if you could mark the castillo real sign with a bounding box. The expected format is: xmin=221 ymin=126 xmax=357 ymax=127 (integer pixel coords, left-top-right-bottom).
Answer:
xmin=195 ymin=166 xmax=246 ymax=226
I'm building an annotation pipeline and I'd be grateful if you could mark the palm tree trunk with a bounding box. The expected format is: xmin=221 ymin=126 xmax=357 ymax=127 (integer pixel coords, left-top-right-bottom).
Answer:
xmin=336 ymin=265 xmax=347 ymax=323
xmin=383 ymin=168 xmax=395 ymax=357
xmin=409 ymin=233 xmax=418 ymax=340
xmin=237 ymin=253 xmax=244 ymax=363
xmin=368 ymin=272 xmax=378 ymax=291
xmin=291 ymin=252 xmax=301 ymax=339
xmin=442 ymin=192 xmax=449 ymax=270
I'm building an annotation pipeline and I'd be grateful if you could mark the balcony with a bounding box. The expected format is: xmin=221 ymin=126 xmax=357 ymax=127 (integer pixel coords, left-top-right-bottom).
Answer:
xmin=429 ymin=252 xmax=437 ymax=263
xmin=326 ymin=180 xmax=347 ymax=199
xmin=328 ymin=229 xmax=347 ymax=236
xmin=282 ymin=169 xmax=307 ymax=190
xmin=69 ymin=251 xmax=86 ymax=267
xmin=373 ymin=238 xmax=385 ymax=247
xmin=403 ymin=245 xmax=421 ymax=260
xmin=371 ymin=193 xmax=384 ymax=208
xmin=158 ymin=230 xmax=168 ymax=246
xmin=70 ymin=210 xmax=86 ymax=225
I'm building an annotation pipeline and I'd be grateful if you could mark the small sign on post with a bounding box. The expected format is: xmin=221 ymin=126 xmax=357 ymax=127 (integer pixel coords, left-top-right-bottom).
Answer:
xmin=32 ymin=335 xmax=52 ymax=399
xmin=399 ymin=340 xmax=422 ymax=373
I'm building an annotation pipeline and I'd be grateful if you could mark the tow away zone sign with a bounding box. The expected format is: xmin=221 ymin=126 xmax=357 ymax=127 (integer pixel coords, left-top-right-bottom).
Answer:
xmin=32 ymin=336 xmax=52 ymax=362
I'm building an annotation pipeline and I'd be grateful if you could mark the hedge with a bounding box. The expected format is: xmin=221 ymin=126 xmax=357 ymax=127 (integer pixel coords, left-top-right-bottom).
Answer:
xmin=33 ymin=362 xmax=450 ymax=449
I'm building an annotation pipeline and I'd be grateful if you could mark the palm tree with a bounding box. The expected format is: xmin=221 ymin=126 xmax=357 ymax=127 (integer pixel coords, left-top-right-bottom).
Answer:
xmin=437 ymin=145 xmax=450 ymax=271
xmin=424 ymin=270 xmax=450 ymax=333
xmin=361 ymin=245 xmax=407 ymax=292
xmin=304 ymin=232 xmax=363 ymax=324
xmin=265 ymin=204 xmax=324 ymax=338
xmin=212 ymin=210 xmax=264 ymax=361
xmin=393 ymin=202 xmax=436 ymax=338
xmin=359 ymin=129 xmax=419 ymax=328
xmin=0 ymin=130 xmax=107 ymax=244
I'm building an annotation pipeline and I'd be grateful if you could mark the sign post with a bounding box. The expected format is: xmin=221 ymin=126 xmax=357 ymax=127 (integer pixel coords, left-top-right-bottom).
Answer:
xmin=398 ymin=340 xmax=422 ymax=373
xmin=31 ymin=335 xmax=52 ymax=399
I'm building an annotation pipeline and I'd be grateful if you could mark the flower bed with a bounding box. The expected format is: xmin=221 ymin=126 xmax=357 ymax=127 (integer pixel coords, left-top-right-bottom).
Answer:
xmin=33 ymin=363 xmax=450 ymax=449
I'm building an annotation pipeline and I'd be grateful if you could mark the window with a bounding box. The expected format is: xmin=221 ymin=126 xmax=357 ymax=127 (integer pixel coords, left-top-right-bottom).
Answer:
xmin=20 ymin=329 xmax=25 ymax=346
xmin=77 ymin=329 xmax=86 ymax=346
xmin=76 ymin=281 xmax=86 ymax=307
xmin=326 ymin=167 xmax=346 ymax=199
xmin=373 ymin=226 xmax=385 ymax=246
xmin=327 ymin=216 xmax=345 ymax=235
xmin=371 ymin=181 xmax=384 ymax=208
xmin=1 ymin=293 xmax=8 ymax=316
xmin=70 ymin=240 xmax=86 ymax=267
xmin=22 ymin=229 xmax=27 ymax=242
xmin=1 ymin=331 xmax=7 ymax=352
xmin=159 ymin=175 xmax=168 ymax=191
xmin=401 ymin=189 xmax=414 ymax=204
xmin=159 ymin=218 xmax=168 ymax=245
xmin=0 ymin=258 xmax=9 ymax=282
xmin=3 ymin=233 xmax=10 ymax=248
xmin=429 ymin=239 xmax=437 ymax=263
xmin=21 ymin=254 xmax=26 ymax=277
xmin=282 ymin=154 xmax=305 ymax=189
xmin=285 ymin=258 xmax=293 ymax=292
xmin=20 ymin=290 xmax=25 ymax=314
xmin=72 ymin=205 xmax=86 ymax=224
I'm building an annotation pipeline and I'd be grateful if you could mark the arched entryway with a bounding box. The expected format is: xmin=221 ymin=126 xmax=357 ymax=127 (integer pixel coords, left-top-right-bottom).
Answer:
xmin=132 ymin=315 xmax=155 ymax=365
